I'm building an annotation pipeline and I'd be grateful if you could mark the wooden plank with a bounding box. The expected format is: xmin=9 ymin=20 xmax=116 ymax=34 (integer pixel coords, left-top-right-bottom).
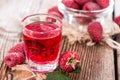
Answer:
xmin=61 ymin=37 xmax=115 ymax=80
xmin=114 ymin=0 xmax=120 ymax=80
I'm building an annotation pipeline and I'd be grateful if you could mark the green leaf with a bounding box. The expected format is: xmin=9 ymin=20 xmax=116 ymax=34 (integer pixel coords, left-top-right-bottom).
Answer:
xmin=46 ymin=71 xmax=70 ymax=80
xmin=71 ymin=65 xmax=81 ymax=73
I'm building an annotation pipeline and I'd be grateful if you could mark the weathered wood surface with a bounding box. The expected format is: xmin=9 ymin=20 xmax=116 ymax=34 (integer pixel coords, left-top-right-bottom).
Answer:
xmin=61 ymin=38 xmax=115 ymax=80
xmin=0 ymin=0 xmax=117 ymax=80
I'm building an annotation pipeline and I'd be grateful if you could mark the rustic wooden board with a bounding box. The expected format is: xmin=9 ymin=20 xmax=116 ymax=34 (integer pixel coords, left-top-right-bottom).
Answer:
xmin=60 ymin=37 xmax=115 ymax=80
xmin=0 ymin=0 xmax=116 ymax=80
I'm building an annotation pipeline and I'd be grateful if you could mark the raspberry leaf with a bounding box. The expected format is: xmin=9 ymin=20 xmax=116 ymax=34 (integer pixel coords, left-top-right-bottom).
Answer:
xmin=71 ymin=65 xmax=81 ymax=73
xmin=46 ymin=71 xmax=70 ymax=80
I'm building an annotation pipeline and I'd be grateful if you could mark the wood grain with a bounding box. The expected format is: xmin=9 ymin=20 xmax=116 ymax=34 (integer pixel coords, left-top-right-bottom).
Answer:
xmin=0 ymin=0 xmax=116 ymax=80
xmin=61 ymin=37 xmax=115 ymax=80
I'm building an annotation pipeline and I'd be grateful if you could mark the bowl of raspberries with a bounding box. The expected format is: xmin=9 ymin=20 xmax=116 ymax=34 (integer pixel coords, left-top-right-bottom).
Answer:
xmin=58 ymin=0 xmax=114 ymax=25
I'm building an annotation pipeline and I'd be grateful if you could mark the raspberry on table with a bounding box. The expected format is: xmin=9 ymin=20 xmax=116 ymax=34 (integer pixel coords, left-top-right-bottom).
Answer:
xmin=4 ymin=42 xmax=26 ymax=67
xmin=59 ymin=51 xmax=80 ymax=72
xmin=4 ymin=52 xmax=25 ymax=67
xmin=88 ymin=22 xmax=103 ymax=42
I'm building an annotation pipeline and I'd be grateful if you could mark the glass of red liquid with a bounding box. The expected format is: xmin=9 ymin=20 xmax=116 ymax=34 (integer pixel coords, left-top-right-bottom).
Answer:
xmin=22 ymin=14 xmax=62 ymax=73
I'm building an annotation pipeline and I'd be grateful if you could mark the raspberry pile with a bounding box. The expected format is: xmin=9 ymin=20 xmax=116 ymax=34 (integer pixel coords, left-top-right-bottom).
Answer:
xmin=63 ymin=0 xmax=109 ymax=10
xmin=62 ymin=0 xmax=80 ymax=9
xmin=47 ymin=0 xmax=110 ymax=23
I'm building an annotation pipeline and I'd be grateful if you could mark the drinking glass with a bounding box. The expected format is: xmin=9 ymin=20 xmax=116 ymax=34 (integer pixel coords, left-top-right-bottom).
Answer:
xmin=22 ymin=14 xmax=62 ymax=73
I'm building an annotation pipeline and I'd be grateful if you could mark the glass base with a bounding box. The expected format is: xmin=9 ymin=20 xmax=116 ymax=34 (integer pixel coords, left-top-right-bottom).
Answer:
xmin=27 ymin=59 xmax=58 ymax=73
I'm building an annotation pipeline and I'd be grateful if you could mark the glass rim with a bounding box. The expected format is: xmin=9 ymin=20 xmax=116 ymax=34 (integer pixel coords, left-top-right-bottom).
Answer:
xmin=58 ymin=0 xmax=114 ymax=13
xmin=21 ymin=13 xmax=62 ymax=34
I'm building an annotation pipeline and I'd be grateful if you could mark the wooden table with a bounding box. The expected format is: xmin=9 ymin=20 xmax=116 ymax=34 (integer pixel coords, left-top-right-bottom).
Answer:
xmin=0 ymin=0 xmax=120 ymax=80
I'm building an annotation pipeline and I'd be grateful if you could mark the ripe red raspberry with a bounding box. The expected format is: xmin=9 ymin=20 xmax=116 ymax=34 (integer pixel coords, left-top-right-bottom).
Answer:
xmin=96 ymin=0 xmax=109 ymax=8
xmin=76 ymin=16 xmax=92 ymax=24
xmin=59 ymin=51 xmax=80 ymax=72
xmin=4 ymin=42 xmax=25 ymax=67
xmin=88 ymin=22 xmax=103 ymax=42
xmin=114 ymin=16 xmax=120 ymax=26
xmin=4 ymin=52 xmax=25 ymax=67
xmin=62 ymin=0 xmax=80 ymax=9
xmin=8 ymin=42 xmax=25 ymax=54
xmin=48 ymin=6 xmax=63 ymax=19
xmin=83 ymin=2 xmax=101 ymax=10
xmin=75 ymin=0 xmax=92 ymax=5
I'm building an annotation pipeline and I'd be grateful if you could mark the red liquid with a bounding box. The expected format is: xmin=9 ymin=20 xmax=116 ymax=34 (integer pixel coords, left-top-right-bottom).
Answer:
xmin=23 ymin=22 xmax=62 ymax=64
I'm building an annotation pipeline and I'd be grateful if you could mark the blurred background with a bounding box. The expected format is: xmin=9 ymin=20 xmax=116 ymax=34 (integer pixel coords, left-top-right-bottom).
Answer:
xmin=0 ymin=0 xmax=57 ymax=33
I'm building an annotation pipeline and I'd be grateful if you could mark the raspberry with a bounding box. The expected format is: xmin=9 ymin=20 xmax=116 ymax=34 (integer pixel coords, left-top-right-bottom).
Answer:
xmin=114 ymin=16 xmax=120 ymax=26
xmin=62 ymin=0 xmax=80 ymax=9
xmin=48 ymin=6 xmax=63 ymax=19
xmin=4 ymin=42 xmax=25 ymax=67
xmin=59 ymin=51 xmax=80 ymax=72
xmin=96 ymin=0 xmax=109 ymax=8
xmin=83 ymin=2 xmax=101 ymax=10
xmin=76 ymin=17 xmax=92 ymax=24
xmin=88 ymin=22 xmax=103 ymax=42
xmin=75 ymin=0 xmax=92 ymax=5
xmin=4 ymin=52 xmax=25 ymax=67
xmin=8 ymin=42 xmax=25 ymax=54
